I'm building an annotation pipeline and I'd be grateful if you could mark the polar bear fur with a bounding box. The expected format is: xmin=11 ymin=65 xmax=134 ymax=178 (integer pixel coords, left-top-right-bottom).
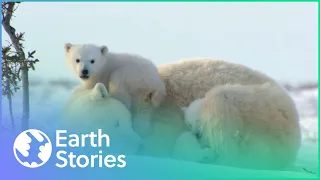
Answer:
xmin=64 ymin=43 xmax=167 ymax=137
xmin=159 ymin=59 xmax=301 ymax=170
xmin=157 ymin=58 xmax=281 ymax=107
xmin=138 ymin=97 xmax=211 ymax=163
xmin=61 ymin=83 xmax=143 ymax=155
xmin=182 ymin=83 xmax=301 ymax=170
xmin=62 ymin=83 xmax=208 ymax=162
xmin=181 ymin=98 xmax=204 ymax=135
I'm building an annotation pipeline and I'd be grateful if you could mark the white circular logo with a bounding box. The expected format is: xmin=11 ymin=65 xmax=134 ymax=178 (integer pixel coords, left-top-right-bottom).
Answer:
xmin=13 ymin=129 xmax=52 ymax=168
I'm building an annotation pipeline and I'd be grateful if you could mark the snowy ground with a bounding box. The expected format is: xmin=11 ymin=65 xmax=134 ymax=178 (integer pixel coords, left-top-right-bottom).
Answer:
xmin=289 ymin=88 xmax=318 ymax=143
xmin=1 ymin=81 xmax=319 ymax=173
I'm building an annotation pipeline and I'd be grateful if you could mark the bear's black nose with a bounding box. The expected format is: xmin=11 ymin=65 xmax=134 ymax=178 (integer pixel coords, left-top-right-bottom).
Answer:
xmin=82 ymin=69 xmax=88 ymax=75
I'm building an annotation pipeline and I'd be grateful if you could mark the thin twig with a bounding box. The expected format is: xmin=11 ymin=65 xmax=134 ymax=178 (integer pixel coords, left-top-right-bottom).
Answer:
xmin=303 ymin=168 xmax=316 ymax=175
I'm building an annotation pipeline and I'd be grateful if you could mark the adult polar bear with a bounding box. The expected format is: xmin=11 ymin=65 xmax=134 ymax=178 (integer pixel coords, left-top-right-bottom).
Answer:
xmin=64 ymin=43 xmax=167 ymax=137
xmin=158 ymin=59 xmax=301 ymax=170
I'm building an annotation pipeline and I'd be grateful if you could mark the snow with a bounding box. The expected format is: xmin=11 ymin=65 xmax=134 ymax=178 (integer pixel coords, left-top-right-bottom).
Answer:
xmin=117 ymin=155 xmax=318 ymax=178
xmin=289 ymin=88 xmax=318 ymax=143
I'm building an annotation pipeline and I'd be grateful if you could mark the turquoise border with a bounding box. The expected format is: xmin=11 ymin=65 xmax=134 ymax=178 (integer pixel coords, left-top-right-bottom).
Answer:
xmin=3 ymin=0 xmax=320 ymax=2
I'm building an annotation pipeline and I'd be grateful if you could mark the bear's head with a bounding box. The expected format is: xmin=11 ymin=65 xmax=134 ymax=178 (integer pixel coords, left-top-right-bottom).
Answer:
xmin=64 ymin=43 xmax=108 ymax=82
xmin=61 ymin=83 xmax=144 ymax=155
xmin=181 ymin=98 xmax=204 ymax=135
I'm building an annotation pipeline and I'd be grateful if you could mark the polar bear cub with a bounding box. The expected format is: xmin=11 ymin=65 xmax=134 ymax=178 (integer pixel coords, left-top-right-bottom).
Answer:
xmin=64 ymin=43 xmax=167 ymax=137
xmin=182 ymin=83 xmax=301 ymax=170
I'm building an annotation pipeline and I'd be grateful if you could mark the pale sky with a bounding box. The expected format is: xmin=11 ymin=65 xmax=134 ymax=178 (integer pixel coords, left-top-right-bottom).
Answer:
xmin=1 ymin=2 xmax=318 ymax=84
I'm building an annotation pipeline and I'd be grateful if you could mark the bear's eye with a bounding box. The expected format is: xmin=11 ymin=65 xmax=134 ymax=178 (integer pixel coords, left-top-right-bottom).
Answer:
xmin=90 ymin=59 xmax=95 ymax=64
xmin=144 ymin=92 xmax=153 ymax=102
xmin=148 ymin=92 xmax=153 ymax=100
xmin=76 ymin=59 xmax=80 ymax=63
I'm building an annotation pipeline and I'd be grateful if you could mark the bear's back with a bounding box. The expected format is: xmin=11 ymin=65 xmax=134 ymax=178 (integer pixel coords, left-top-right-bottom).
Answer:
xmin=107 ymin=52 xmax=166 ymax=95
xmin=157 ymin=59 xmax=277 ymax=107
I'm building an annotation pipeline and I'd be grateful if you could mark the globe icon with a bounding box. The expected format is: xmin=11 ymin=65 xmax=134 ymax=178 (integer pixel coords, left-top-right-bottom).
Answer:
xmin=13 ymin=129 xmax=52 ymax=168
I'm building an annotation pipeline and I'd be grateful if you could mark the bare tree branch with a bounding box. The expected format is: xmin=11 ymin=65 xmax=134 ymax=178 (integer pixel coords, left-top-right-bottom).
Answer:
xmin=3 ymin=3 xmax=25 ymax=60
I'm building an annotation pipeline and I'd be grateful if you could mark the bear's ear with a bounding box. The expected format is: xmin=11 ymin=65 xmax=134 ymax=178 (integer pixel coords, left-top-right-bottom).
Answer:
xmin=64 ymin=43 xmax=73 ymax=53
xmin=100 ymin=45 xmax=108 ymax=56
xmin=181 ymin=107 xmax=187 ymax=113
xmin=91 ymin=83 xmax=109 ymax=100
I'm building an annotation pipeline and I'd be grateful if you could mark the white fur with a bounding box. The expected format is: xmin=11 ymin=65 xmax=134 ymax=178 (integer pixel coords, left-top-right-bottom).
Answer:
xmin=64 ymin=43 xmax=167 ymax=137
xmin=65 ymin=44 xmax=107 ymax=81
xmin=62 ymin=83 xmax=143 ymax=155
xmin=173 ymin=131 xmax=215 ymax=163
xmin=181 ymin=98 xmax=204 ymax=134
xmin=158 ymin=59 xmax=301 ymax=170
xmin=182 ymin=83 xmax=301 ymax=170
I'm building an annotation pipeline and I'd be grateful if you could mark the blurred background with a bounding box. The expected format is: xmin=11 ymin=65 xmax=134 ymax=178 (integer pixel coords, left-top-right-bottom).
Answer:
xmin=1 ymin=2 xmax=318 ymax=172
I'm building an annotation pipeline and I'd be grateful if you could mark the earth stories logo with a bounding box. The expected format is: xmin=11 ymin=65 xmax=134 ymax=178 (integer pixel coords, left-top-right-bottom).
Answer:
xmin=13 ymin=129 xmax=127 ymax=168
xmin=13 ymin=129 xmax=53 ymax=168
